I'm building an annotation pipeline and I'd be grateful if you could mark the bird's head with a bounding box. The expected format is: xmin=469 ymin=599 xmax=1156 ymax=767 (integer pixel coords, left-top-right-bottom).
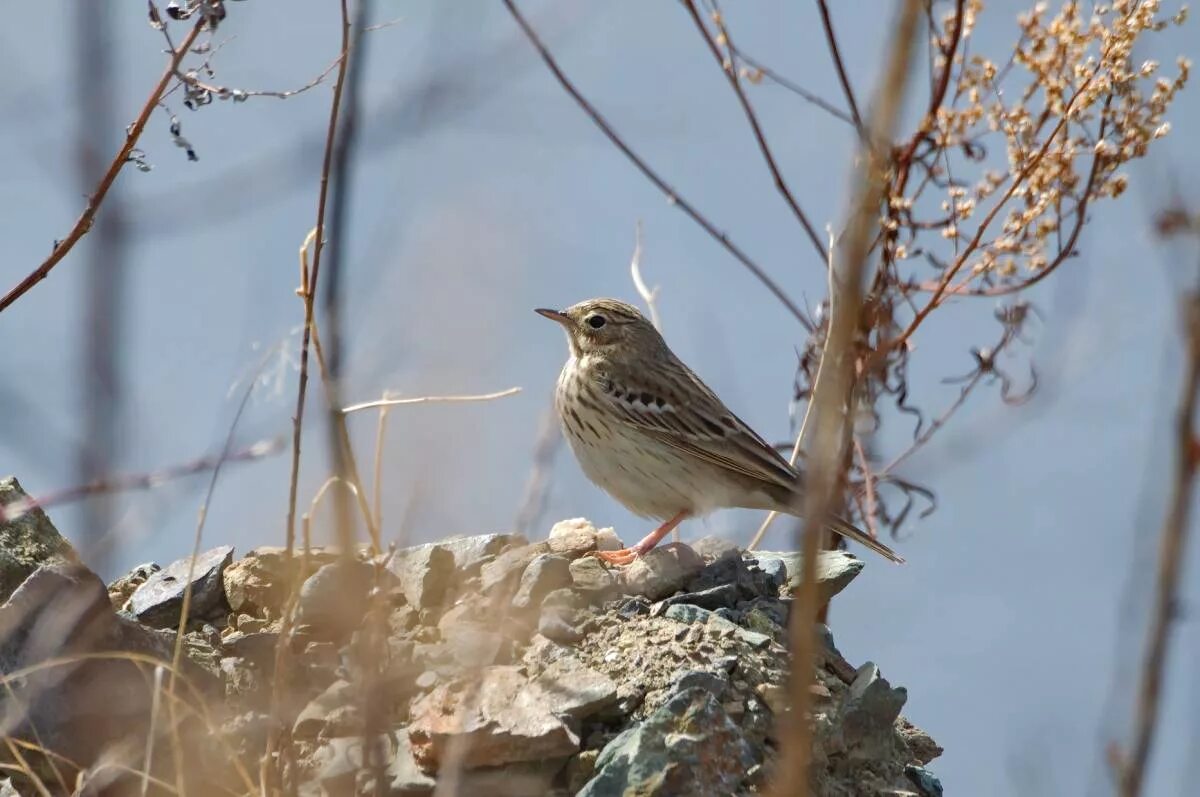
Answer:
xmin=535 ymin=298 xmax=662 ymax=359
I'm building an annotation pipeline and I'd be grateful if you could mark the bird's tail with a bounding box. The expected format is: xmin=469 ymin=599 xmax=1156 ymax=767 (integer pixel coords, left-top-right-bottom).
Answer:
xmin=827 ymin=514 xmax=905 ymax=564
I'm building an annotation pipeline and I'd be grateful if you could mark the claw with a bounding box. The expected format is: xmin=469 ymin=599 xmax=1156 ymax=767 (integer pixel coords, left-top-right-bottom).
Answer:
xmin=593 ymin=547 xmax=641 ymax=566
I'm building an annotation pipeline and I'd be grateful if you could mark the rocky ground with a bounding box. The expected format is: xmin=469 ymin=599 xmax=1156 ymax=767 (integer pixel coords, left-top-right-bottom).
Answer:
xmin=0 ymin=475 xmax=942 ymax=796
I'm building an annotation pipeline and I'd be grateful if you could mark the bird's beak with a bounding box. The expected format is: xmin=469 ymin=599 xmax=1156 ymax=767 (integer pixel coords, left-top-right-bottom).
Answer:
xmin=535 ymin=308 xmax=572 ymax=328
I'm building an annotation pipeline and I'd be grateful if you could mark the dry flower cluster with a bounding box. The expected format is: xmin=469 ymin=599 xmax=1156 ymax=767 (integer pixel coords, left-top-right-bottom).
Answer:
xmin=782 ymin=0 xmax=1191 ymax=537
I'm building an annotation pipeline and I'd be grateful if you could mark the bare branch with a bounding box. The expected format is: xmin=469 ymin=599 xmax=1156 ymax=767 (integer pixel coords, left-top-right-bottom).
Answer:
xmin=342 ymin=387 xmax=522 ymax=414
xmin=502 ymin=0 xmax=814 ymax=333
xmin=0 ymin=19 xmax=205 ymax=315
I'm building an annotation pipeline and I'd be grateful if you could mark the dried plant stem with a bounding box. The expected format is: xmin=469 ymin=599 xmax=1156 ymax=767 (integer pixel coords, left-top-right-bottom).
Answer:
xmin=271 ymin=0 xmax=354 ymax=790
xmin=814 ymin=0 xmax=867 ymax=142
xmin=1114 ymin=290 xmax=1200 ymax=797
xmin=342 ymin=387 xmax=522 ymax=414
xmin=628 ymin=221 xmax=661 ymax=332
xmin=770 ymin=3 xmax=922 ymax=795
xmin=501 ymin=0 xmax=814 ymax=333
xmin=0 ymin=19 xmax=204 ymax=315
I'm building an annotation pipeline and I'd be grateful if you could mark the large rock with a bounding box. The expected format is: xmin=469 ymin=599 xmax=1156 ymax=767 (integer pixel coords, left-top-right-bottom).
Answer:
xmin=129 ymin=545 xmax=234 ymax=628
xmin=0 ymin=476 xmax=79 ymax=604
xmin=0 ymin=564 xmax=218 ymax=781
xmin=408 ymin=665 xmax=583 ymax=772
xmin=622 ymin=543 xmax=705 ymax=601
xmin=511 ymin=554 xmax=571 ymax=611
xmin=752 ymin=549 xmax=864 ymax=603
xmin=387 ymin=544 xmax=455 ymax=609
xmin=578 ymin=687 xmax=756 ymax=796
xmin=222 ymin=546 xmax=338 ymax=619
xmin=296 ymin=559 xmax=396 ymax=641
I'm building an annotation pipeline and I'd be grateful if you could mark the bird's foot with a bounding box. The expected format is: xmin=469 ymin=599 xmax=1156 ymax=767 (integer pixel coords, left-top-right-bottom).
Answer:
xmin=592 ymin=546 xmax=644 ymax=566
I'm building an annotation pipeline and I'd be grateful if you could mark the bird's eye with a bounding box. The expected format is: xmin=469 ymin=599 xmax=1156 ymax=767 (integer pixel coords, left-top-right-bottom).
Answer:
xmin=586 ymin=314 xmax=606 ymax=329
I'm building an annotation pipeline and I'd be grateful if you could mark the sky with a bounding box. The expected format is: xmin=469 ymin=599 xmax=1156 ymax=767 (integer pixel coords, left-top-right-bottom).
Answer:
xmin=1 ymin=2 xmax=1198 ymax=795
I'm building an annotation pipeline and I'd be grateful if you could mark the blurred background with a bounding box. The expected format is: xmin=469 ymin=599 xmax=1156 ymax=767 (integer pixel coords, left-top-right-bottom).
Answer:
xmin=1 ymin=1 xmax=1198 ymax=794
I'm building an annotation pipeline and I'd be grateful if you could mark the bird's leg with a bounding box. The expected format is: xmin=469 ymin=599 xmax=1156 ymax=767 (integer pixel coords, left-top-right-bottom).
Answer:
xmin=595 ymin=510 xmax=689 ymax=566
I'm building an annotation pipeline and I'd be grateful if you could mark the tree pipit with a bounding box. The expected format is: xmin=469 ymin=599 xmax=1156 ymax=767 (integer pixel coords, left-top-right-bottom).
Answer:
xmin=536 ymin=298 xmax=903 ymax=566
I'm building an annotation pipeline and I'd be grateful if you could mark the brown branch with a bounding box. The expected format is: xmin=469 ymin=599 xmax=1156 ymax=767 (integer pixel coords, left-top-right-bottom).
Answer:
xmin=0 ymin=19 xmax=204 ymax=315
xmin=770 ymin=3 xmax=922 ymax=795
xmin=814 ymin=0 xmax=867 ymax=141
xmin=173 ymin=53 xmax=342 ymax=102
xmin=729 ymin=49 xmax=856 ymax=127
xmin=1114 ymin=286 xmax=1200 ymax=797
xmin=684 ymin=0 xmax=826 ymax=262
xmin=502 ymin=0 xmax=814 ymax=333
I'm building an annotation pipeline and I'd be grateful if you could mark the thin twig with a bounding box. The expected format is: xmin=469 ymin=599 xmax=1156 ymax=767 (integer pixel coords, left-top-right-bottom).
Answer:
xmin=814 ymin=0 xmax=867 ymax=142
xmin=0 ymin=19 xmax=205 ymax=315
xmin=271 ymin=0 xmax=355 ymax=791
xmin=502 ymin=0 xmax=814 ymax=333
xmin=628 ymin=221 xmax=662 ymax=332
xmin=1114 ymin=281 xmax=1200 ymax=797
xmin=342 ymin=387 xmax=522 ymax=414
xmin=685 ymin=0 xmax=826 ymax=261
xmin=770 ymin=4 xmax=922 ymax=795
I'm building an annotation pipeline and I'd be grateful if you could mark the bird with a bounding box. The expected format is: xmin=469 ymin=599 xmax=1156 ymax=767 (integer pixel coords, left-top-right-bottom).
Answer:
xmin=535 ymin=298 xmax=904 ymax=566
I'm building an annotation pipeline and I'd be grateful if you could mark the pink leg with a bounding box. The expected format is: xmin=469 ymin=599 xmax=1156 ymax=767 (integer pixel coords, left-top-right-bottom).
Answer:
xmin=595 ymin=511 xmax=689 ymax=566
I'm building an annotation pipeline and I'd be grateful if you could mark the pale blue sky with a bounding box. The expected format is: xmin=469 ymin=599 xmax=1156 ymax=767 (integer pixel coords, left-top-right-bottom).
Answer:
xmin=1 ymin=2 xmax=1198 ymax=795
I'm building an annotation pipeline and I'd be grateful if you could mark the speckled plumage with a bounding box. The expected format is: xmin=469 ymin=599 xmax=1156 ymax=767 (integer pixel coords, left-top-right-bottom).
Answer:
xmin=536 ymin=299 xmax=903 ymax=565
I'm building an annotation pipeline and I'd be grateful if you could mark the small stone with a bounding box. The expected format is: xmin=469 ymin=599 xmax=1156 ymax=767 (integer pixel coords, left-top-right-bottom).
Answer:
xmin=533 ymin=655 xmax=618 ymax=718
xmin=542 ymin=587 xmax=583 ymax=610
xmin=237 ymin=614 xmax=267 ymax=633
xmin=129 ymin=546 xmax=234 ymax=628
xmin=594 ymin=527 xmax=623 ymax=551
xmin=415 ymin=670 xmax=438 ymax=689
xmin=691 ymin=535 xmax=741 ymax=561
xmin=755 ymin=682 xmax=789 ymax=714
xmin=512 ymin=554 xmax=572 ymax=610
xmin=295 ymin=559 xmax=380 ymax=641
xmin=107 ymin=562 xmax=160 ymax=610
xmin=663 ymin=603 xmax=712 ymax=625
xmin=738 ymin=629 xmax=773 ymax=650
xmin=387 ymin=544 xmax=455 ymax=609
xmin=293 ymin=679 xmax=356 ymax=739
xmin=655 ymin=583 xmax=741 ymax=613
xmin=569 ymin=557 xmax=616 ymax=596
xmin=480 ymin=542 xmax=551 ymax=595
xmin=547 ymin=518 xmax=602 ymax=558
xmin=622 ymin=543 xmax=704 ymax=600
xmin=675 ymin=669 xmax=728 ymax=697
xmin=538 ymin=612 xmax=584 ymax=645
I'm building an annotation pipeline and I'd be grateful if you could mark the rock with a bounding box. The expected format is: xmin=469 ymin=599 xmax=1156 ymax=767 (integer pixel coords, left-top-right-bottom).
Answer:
xmin=547 ymin=517 xmax=602 ymax=557
xmin=222 ymin=631 xmax=280 ymax=671
xmin=107 ymin=562 xmax=160 ymax=610
xmin=755 ymin=556 xmax=788 ymax=590
xmin=905 ymin=764 xmax=944 ymax=796
xmin=686 ymin=552 xmax=773 ymax=601
xmin=654 ymin=583 xmax=740 ymax=613
xmin=546 ymin=518 xmax=599 ymax=558
xmin=532 ymin=655 xmax=618 ymax=719
xmin=752 ymin=549 xmax=864 ymax=603
xmin=579 ymin=687 xmax=756 ymax=797
xmin=389 ymin=733 xmax=438 ymax=795
xmin=538 ymin=612 xmax=584 ymax=645
xmin=428 ymin=533 xmax=523 ymax=576
xmin=0 ymin=564 xmax=217 ymax=773
xmin=0 ymin=476 xmax=80 ymax=604
xmin=663 ymin=603 xmax=713 ymax=625
xmin=480 ymin=542 xmax=551 ymax=595
xmin=388 ymin=544 xmax=455 ymax=609
xmin=408 ymin=665 xmax=581 ymax=771
xmin=621 ymin=543 xmax=704 ymax=600
xmin=755 ymin=682 xmax=788 ymax=714
xmin=128 ymin=545 xmax=234 ymax=628
xmin=222 ymin=546 xmax=338 ymax=619
xmin=296 ymin=559 xmax=383 ymax=641
xmin=675 ymin=669 xmax=728 ymax=697
xmin=569 ymin=557 xmax=616 ymax=597
xmin=313 ymin=735 xmax=398 ymax=791
xmin=594 ymin=527 xmax=623 ymax=552
xmin=691 ymin=535 xmax=742 ymax=561
xmin=838 ymin=662 xmax=907 ymax=756
xmin=512 ymin=554 xmax=572 ymax=610
xmin=293 ymin=679 xmax=356 ymax=740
